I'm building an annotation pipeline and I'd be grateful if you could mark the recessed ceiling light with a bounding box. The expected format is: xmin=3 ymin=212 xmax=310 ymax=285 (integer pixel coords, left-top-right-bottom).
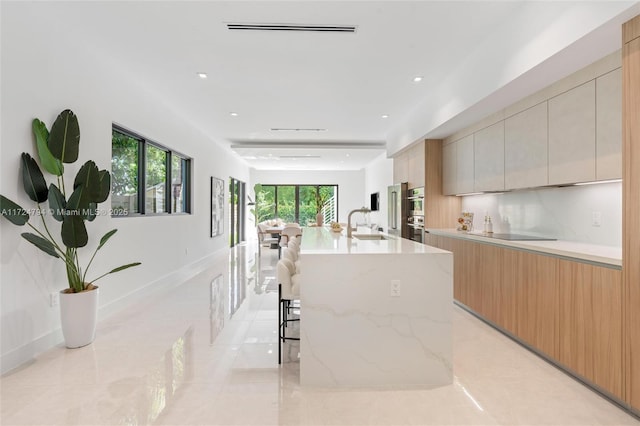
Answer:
xmin=230 ymin=112 xmax=238 ymax=117
xmin=381 ymin=114 xmax=389 ymax=119
xmin=413 ymin=76 xmax=423 ymax=82
xmin=197 ymin=72 xmax=208 ymax=79
xmin=346 ymin=153 xmax=350 ymax=157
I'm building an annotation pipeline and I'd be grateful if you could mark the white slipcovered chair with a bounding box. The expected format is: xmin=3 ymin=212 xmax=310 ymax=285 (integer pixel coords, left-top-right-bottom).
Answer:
xmin=277 ymin=258 xmax=301 ymax=364
xmin=288 ymin=236 xmax=301 ymax=253
xmin=282 ymin=247 xmax=301 ymax=274
xmin=257 ymin=223 xmax=279 ymax=253
xmin=278 ymin=225 xmax=302 ymax=258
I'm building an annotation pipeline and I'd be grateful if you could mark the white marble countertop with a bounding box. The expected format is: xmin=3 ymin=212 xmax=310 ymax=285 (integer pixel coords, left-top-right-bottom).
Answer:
xmin=426 ymin=228 xmax=621 ymax=268
xmin=300 ymin=226 xmax=449 ymax=255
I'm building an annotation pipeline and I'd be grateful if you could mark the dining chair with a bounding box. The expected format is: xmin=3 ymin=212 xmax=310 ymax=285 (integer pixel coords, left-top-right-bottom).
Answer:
xmin=257 ymin=223 xmax=279 ymax=254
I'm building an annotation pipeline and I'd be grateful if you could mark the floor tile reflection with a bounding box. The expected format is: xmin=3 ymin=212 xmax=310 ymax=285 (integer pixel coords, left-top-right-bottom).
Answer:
xmin=0 ymin=241 xmax=638 ymax=425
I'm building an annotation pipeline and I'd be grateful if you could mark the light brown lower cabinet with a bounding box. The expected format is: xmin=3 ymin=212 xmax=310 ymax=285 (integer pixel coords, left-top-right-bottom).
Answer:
xmin=508 ymin=250 xmax=560 ymax=359
xmin=426 ymin=234 xmax=623 ymax=400
xmin=557 ymin=260 xmax=623 ymax=399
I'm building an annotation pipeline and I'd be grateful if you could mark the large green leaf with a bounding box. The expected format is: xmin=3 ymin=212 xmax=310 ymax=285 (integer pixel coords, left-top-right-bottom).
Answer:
xmin=73 ymin=161 xmax=101 ymax=205
xmin=61 ymin=214 xmax=88 ymax=248
xmin=85 ymin=202 xmax=97 ymax=222
xmin=49 ymin=109 xmax=79 ymax=164
xmin=21 ymin=153 xmax=48 ymax=203
xmin=32 ymin=119 xmax=63 ymax=176
xmin=97 ymin=170 xmax=111 ymax=203
xmin=98 ymin=229 xmax=117 ymax=250
xmin=48 ymin=184 xmax=66 ymax=222
xmin=0 ymin=195 xmax=29 ymax=226
xmin=108 ymin=262 xmax=141 ymax=274
xmin=21 ymin=233 xmax=59 ymax=258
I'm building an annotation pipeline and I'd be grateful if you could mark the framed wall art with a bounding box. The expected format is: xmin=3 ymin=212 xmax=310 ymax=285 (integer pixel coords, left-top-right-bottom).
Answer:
xmin=211 ymin=177 xmax=224 ymax=237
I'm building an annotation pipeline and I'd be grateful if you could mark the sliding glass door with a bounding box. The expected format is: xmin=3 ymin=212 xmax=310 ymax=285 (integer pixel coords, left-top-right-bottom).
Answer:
xmin=254 ymin=184 xmax=338 ymax=225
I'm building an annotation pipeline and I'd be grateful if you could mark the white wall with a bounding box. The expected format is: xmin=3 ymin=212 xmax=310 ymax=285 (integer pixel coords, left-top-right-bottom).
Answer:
xmin=461 ymin=182 xmax=622 ymax=247
xmin=250 ymin=169 xmax=365 ymax=225
xmin=0 ymin=3 xmax=250 ymax=372
xmin=363 ymin=153 xmax=394 ymax=231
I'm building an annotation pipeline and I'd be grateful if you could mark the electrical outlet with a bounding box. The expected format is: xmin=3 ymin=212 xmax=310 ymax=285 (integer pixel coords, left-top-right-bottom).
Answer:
xmin=592 ymin=211 xmax=602 ymax=227
xmin=390 ymin=280 xmax=401 ymax=297
xmin=49 ymin=292 xmax=59 ymax=307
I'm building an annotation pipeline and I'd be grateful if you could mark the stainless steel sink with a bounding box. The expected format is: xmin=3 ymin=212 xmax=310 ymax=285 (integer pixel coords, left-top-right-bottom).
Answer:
xmin=352 ymin=234 xmax=389 ymax=240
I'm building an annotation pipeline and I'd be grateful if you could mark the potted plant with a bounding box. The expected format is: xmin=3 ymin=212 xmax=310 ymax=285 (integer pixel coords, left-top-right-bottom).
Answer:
xmin=0 ymin=109 xmax=141 ymax=348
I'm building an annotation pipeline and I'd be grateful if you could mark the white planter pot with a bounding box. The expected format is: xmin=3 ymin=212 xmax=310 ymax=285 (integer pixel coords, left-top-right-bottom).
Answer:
xmin=60 ymin=287 xmax=99 ymax=348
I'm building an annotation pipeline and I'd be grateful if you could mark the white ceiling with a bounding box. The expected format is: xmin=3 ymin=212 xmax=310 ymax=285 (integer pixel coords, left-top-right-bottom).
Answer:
xmin=15 ymin=1 xmax=640 ymax=170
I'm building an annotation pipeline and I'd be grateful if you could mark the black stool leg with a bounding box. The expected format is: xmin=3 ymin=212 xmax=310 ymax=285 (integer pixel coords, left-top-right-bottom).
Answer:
xmin=278 ymin=283 xmax=282 ymax=365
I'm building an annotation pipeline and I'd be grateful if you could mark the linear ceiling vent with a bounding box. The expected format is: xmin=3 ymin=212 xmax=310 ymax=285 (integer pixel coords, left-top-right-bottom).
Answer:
xmin=270 ymin=128 xmax=327 ymax=132
xmin=227 ymin=23 xmax=356 ymax=33
xmin=279 ymin=155 xmax=322 ymax=159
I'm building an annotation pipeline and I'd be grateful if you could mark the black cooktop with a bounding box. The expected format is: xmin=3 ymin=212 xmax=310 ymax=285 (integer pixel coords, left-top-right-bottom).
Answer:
xmin=481 ymin=233 xmax=556 ymax=241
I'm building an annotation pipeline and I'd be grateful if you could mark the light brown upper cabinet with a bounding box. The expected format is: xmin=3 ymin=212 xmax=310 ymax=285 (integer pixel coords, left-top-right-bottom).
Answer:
xmin=548 ymin=81 xmax=597 ymax=185
xmin=456 ymin=135 xmax=475 ymax=194
xmin=393 ymin=150 xmax=409 ymax=185
xmin=505 ymin=102 xmax=549 ymax=190
xmin=393 ymin=142 xmax=425 ymax=189
xmin=407 ymin=142 xmax=425 ymax=189
xmin=474 ymin=121 xmax=505 ymax=192
xmin=442 ymin=141 xmax=457 ymax=195
xmin=596 ymin=69 xmax=622 ymax=180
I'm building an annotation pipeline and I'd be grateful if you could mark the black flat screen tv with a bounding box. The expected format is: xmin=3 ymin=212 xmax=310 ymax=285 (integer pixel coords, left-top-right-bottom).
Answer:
xmin=370 ymin=192 xmax=379 ymax=211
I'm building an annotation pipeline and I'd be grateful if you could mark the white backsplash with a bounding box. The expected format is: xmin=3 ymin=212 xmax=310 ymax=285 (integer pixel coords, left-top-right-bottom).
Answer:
xmin=461 ymin=182 xmax=622 ymax=247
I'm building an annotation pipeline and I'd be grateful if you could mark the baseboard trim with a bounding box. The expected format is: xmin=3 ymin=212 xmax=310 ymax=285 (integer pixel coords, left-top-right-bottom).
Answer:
xmin=1 ymin=247 xmax=229 ymax=375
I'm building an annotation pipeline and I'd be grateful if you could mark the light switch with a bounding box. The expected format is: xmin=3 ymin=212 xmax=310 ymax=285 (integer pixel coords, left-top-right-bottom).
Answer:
xmin=592 ymin=211 xmax=602 ymax=227
xmin=390 ymin=280 xmax=401 ymax=297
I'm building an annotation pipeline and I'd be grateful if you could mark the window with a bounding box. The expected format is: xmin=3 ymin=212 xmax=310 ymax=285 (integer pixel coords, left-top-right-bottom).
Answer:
xmin=145 ymin=144 xmax=167 ymax=213
xmin=111 ymin=131 xmax=140 ymax=214
xmin=254 ymin=184 xmax=338 ymax=224
xmin=111 ymin=126 xmax=191 ymax=216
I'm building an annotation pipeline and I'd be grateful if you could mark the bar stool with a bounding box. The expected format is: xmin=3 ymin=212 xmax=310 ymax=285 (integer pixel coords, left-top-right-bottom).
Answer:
xmin=277 ymin=258 xmax=300 ymax=364
xmin=282 ymin=247 xmax=301 ymax=274
xmin=279 ymin=226 xmax=302 ymax=258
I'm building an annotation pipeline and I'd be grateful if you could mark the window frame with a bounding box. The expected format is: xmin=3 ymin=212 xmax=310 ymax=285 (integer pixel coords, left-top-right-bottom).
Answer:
xmin=111 ymin=124 xmax=192 ymax=217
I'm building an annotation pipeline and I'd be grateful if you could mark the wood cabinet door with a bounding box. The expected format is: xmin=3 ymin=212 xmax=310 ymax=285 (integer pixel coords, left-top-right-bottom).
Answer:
xmin=548 ymin=81 xmax=596 ymax=184
xmin=511 ymin=251 xmax=559 ymax=359
xmin=596 ymin=69 xmax=622 ymax=180
xmin=442 ymin=142 xmax=457 ymax=195
xmin=407 ymin=141 xmax=425 ymax=189
xmin=558 ymin=260 xmax=623 ymax=399
xmin=393 ymin=151 xmax=409 ymax=184
xmin=456 ymin=135 xmax=475 ymax=194
xmin=475 ymin=243 xmax=503 ymax=324
xmin=474 ymin=122 xmax=505 ymax=192
xmin=504 ymin=102 xmax=549 ymax=189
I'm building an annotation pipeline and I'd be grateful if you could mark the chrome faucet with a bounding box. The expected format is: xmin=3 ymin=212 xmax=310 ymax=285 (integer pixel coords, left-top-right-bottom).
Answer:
xmin=347 ymin=207 xmax=372 ymax=238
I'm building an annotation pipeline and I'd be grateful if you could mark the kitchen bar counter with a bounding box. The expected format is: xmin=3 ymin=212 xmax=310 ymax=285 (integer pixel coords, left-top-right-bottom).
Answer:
xmin=300 ymin=226 xmax=449 ymax=255
xmin=299 ymin=227 xmax=453 ymax=388
xmin=426 ymin=228 xmax=621 ymax=268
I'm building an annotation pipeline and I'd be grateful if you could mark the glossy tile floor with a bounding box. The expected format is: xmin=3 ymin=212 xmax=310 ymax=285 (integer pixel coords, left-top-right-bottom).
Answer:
xmin=2 ymin=242 xmax=639 ymax=425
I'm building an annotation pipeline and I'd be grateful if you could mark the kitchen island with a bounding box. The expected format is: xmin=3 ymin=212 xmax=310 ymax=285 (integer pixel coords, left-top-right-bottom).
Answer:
xmin=298 ymin=227 xmax=453 ymax=388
